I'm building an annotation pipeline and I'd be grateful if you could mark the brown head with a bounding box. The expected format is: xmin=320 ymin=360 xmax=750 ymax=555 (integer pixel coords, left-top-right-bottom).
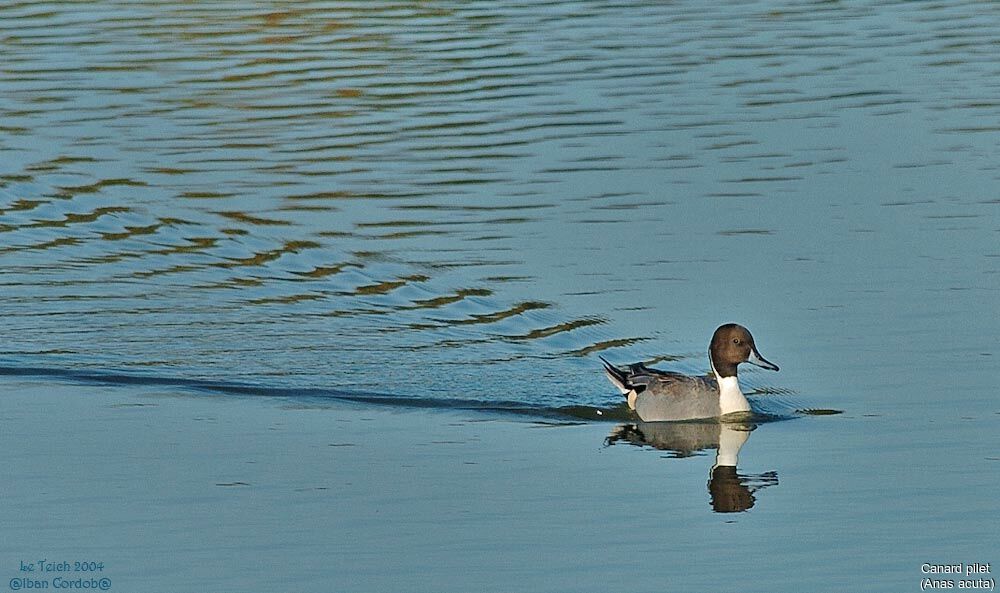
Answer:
xmin=709 ymin=323 xmax=779 ymax=379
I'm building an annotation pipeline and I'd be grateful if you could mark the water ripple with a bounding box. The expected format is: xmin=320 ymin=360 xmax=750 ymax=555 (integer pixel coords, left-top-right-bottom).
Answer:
xmin=1 ymin=0 xmax=996 ymax=410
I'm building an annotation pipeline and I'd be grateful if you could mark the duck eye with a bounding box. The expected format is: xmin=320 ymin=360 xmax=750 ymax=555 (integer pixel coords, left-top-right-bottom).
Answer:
xmin=732 ymin=338 xmax=741 ymax=345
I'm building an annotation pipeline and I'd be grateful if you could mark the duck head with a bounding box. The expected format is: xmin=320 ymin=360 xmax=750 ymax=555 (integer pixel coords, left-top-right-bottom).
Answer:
xmin=709 ymin=323 xmax=779 ymax=378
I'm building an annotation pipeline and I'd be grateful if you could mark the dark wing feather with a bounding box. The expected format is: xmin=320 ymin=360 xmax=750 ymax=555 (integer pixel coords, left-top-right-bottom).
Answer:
xmin=600 ymin=356 xmax=710 ymax=396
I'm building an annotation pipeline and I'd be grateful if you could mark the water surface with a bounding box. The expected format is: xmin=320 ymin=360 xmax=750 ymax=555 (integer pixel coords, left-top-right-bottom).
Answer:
xmin=1 ymin=1 xmax=998 ymax=590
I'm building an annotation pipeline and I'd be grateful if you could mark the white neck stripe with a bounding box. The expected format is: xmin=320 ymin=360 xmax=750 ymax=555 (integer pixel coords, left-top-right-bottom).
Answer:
xmin=715 ymin=373 xmax=751 ymax=415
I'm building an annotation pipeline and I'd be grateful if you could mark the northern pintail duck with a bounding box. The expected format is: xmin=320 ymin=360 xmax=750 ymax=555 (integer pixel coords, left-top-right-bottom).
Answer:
xmin=600 ymin=323 xmax=779 ymax=422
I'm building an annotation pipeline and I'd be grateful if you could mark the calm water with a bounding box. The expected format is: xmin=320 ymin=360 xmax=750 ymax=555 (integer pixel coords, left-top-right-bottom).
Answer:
xmin=1 ymin=0 xmax=998 ymax=590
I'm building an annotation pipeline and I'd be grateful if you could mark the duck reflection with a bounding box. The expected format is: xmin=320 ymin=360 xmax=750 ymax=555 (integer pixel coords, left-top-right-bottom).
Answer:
xmin=606 ymin=421 xmax=778 ymax=513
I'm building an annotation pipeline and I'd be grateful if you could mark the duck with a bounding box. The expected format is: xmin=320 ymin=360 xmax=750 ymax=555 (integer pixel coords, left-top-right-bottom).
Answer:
xmin=600 ymin=323 xmax=779 ymax=422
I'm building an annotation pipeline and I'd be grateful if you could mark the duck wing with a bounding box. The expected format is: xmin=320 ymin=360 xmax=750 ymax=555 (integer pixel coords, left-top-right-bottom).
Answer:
xmin=600 ymin=356 xmax=715 ymax=396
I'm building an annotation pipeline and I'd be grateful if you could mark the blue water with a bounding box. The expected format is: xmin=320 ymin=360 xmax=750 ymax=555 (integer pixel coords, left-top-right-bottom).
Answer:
xmin=1 ymin=1 xmax=998 ymax=590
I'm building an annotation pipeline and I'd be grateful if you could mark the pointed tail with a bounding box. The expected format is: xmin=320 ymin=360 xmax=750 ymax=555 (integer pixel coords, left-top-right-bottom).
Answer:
xmin=599 ymin=356 xmax=631 ymax=396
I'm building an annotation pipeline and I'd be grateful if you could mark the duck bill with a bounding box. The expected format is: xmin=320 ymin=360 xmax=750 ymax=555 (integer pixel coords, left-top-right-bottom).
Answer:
xmin=747 ymin=348 xmax=779 ymax=371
